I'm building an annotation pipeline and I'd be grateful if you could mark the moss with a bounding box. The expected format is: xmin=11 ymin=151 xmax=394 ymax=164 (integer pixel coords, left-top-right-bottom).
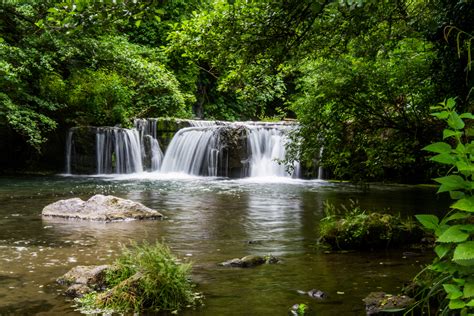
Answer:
xmin=319 ymin=201 xmax=424 ymax=250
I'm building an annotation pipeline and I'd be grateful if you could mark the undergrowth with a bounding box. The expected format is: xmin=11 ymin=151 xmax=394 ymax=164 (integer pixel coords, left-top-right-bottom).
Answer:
xmin=76 ymin=241 xmax=202 ymax=314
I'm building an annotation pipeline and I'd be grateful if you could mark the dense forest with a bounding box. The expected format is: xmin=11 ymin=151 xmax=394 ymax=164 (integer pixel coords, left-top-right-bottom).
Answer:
xmin=0 ymin=0 xmax=473 ymax=181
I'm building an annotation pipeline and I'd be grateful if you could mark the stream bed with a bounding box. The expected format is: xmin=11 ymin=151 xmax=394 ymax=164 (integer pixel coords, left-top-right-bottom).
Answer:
xmin=0 ymin=175 xmax=450 ymax=315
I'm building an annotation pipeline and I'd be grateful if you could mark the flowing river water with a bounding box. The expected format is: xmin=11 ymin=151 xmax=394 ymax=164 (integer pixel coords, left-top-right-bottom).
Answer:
xmin=0 ymin=175 xmax=450 ymax=315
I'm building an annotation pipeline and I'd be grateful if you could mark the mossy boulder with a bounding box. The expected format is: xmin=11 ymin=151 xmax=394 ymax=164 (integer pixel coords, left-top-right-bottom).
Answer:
xmin=57 ymin=265 xmax=111 ymax=297
xmin=319 ymin=204 xmax=424 ymax=250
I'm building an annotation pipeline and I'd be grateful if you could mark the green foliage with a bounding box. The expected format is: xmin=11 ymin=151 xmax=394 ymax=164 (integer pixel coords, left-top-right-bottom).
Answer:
xmin=289 ymin=35 xmax=436 ymax=181
xmin=414 ymin=98 xmax=474 ymax=314
xmin=318 ymin=200 xmax=423 ymax=250
xmin=76 ymin=241 xmax=201 ymax=313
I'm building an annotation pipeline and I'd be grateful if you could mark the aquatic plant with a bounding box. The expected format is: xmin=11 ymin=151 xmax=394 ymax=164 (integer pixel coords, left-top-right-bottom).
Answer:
xmin=411 ymin=98 xmax=474 ymax=314
xmin=76 ymin=241 xmax=202 ymax=313
xmin=318 ymin=200 xmax=423 ymax=250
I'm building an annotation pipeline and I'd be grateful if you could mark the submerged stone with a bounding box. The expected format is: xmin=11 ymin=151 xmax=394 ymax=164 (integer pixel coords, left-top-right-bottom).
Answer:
xmin=42 ymin=194 xmax=163 ymax=221
xmin=218 ymin=255 xmax=280 ymax=268
xmin=363 ymin=292 xmax=414 ymax=315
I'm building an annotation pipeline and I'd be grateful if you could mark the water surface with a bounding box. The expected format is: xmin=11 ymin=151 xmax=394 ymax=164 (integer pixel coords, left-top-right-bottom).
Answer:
xmin=0 ymin=175 xmax=449 ymax=315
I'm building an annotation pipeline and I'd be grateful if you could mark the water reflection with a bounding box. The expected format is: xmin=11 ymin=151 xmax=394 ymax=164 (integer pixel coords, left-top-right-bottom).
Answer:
xmin=0 ymin=176 xmax=449 ymax=315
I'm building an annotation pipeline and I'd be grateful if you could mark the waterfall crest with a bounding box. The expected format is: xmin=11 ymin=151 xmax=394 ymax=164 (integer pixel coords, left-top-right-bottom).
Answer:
xmin=65 ymin=119 xmax=302 ymax=178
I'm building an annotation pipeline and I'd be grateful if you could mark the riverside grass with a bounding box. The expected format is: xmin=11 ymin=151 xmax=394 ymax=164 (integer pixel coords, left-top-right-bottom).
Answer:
xmin=76 ymin=241 xmax=201 ymax=314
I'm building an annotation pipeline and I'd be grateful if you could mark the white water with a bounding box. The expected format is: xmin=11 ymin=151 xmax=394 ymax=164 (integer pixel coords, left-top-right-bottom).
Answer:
xmin=96 ymin=128 xmax=143 ymax=174
xmin=160 ymin=127 xmax=220 ymax=176
xmin=66 ymin=120 xmax=301 ymax=178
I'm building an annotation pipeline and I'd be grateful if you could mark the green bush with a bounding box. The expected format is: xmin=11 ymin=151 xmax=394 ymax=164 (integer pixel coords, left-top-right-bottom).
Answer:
xmin=77 ymin=241 xmax=201 ymax=314
xmin=319 ymin=200 xmax=423 ymax=250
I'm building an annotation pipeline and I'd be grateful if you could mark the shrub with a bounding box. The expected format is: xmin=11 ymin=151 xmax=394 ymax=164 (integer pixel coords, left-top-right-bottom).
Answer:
xmin=319 ymin=200 xmax=423 ymax=250
xmin=76 ymin=241 xmax=201 ymax=314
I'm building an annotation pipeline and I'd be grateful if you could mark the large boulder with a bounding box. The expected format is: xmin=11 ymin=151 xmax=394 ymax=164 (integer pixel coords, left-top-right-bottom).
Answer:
xmin=42 ymin=194 xmax=163 ymax=221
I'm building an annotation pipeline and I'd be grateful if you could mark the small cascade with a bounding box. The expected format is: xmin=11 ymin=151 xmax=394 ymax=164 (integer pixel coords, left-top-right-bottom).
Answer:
xmin=160 ymin=127 xmax=225 ymax=176
xmin=134 ymin=119 xmax=164 ymax=172
xmin=96 ymin=128 xmax=143 ymax=174
xmin=247 ymin=125 xmax=295 ymax=177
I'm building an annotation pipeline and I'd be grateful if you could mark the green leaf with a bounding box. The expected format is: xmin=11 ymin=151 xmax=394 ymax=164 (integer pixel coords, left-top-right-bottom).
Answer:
xmin=431 ymin=153 xmax=456 ymax=165
xmin=444 ymin=284 xmax=463 ymax=299
xmin=433 ymin=111 xmax=449 ymax=119
xmin=449 ymin=191 xmax=465 ymax=200
xmin=435 ymin=175 xmax=468 ymax=193
xmin=415 ymin=214 xmax=439 ymax=230
xmin=435 ymin=244 xmax=451 ymax=259
xmin=453 ymin=241 xmax=474 ymax=266
xmin=423 ymin=142 xmax=452 ymax=154
xmin=460 ymin=113 xmax=474 ymax=119
xmin=446 ymin=98 xmax=456 ymax=109
xmin=135 ymin=20 xmax=141 ymax=28
xmin=448 ymin=112 xmax=465 ymax=130
xmin=456 ymin=161 xmax=474 ymax=172
xmin=467 ymin=299 xmax=474 ymax=307
xmin=443 ymin=212 xmax=472 ymax=223
xmin=464 ymin=282 xmax=474 ymax=298
xmin=443 ymin=129 xmax=462 ymax=139
xmin=448 ymin=299 xmax=466 ymax=309
xmin=451 ymin=197 xmax=474 ymax=212
xmin=438 ymin=225 xmax=470 ymax=243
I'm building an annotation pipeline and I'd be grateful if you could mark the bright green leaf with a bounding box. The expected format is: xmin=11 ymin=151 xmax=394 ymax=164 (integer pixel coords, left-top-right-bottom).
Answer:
xmin=449 ymin=191 xmax=465 ymax=200
xmin=460 ymin=113 xmax=474 ymax=119
xmin=444 ymin=129 xmax=462 ymax=139
xmin=435 ymin=244 xmax=451 ymax=259
xmin=433 ymin=111 xmax=449 ymax=119
xmin=438 ymin=225 xmax=469 ymax=243
xmin=451 ymin=197 xmax=474 ymax=212
xmin=423 ymin=142 xmax=452 ymax=154
xmin=448 ymin=299 xmax=466 ymax=309
xmin=415 ymin=214 xmax=439 ymax=230
xmin=431 ymin=153 xmax=456 ymax=165
xmin=453 ymin=241 xmax=474 ymax=266
xmin=448 ymin=112 xmax=465 ymax=130
xmin=464 ymin=282 xmax=474 ymax=298
xmin=435 ymin=175 xmax=467 ymax=193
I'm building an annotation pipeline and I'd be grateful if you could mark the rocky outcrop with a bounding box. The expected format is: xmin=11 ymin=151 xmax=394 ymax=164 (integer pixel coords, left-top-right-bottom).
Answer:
xmin=42 ymin=194 xmax=163 ymax=221
xmin=363 ymin=292 xmax=414 ymax=315
xmin=218 ymin=255 xmax=280 ymax=268
xmin=57 ymin=265 xmax=111 ymax=298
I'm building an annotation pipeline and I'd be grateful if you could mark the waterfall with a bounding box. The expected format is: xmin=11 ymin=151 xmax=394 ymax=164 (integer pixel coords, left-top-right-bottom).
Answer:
xmin=96 ymin=127 xmax=143 ymax=174
xmin=135 ymin=119 xmax=164 ymax=172
xmin=65 ymin=119 xmax=302 ymax=178
xmin=160 ymin=127 xmax=224 ymax=176
xmin=247 ymin=125 xmax=296 ymax=178
xmin=65 ymin=129 xmax=73 ymax=174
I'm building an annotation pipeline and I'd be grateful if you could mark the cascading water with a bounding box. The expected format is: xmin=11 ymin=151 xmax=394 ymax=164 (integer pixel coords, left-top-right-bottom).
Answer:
xmin=96 ymin=127 xmax=143 ymax=174
xmin=160 ymin=126 xmax=224 ymax=176
xmin=135 ymin=119 xmax=164 ymax=172
xmin=65 ymin=119 xmax=302 ymax=178
xmin=246 ymin=124 xmax=299 ymax=178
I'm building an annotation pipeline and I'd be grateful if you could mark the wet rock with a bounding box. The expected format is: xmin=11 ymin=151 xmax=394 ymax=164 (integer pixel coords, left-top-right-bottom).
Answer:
xmin=363 ymin=292 xmax=414 ymax=315
xmin=296 ymin=289 xmax=327 ymax=300
xmin=57 ymin=265 xmax=110 ymax=298
xmin=65 ymin=284 xmax=93 ymax=298
xmin=42 ymin=194 xmax=163 ymax=221
xmin=218 ymin=255 xmax=280 ymax=268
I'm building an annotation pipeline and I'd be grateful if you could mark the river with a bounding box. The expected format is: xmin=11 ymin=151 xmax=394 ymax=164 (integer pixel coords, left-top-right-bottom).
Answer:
xmin=0 ymin=175 xmax=449 ymax=315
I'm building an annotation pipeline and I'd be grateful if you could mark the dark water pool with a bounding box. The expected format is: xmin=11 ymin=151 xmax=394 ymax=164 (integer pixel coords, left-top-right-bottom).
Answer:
xmin=0 ymin=175 xmax=450 ymax=315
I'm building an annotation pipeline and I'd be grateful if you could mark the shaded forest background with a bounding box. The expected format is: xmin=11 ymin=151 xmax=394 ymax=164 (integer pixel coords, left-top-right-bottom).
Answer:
xmin=0 ymin=0 xmax=473 ymax=181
